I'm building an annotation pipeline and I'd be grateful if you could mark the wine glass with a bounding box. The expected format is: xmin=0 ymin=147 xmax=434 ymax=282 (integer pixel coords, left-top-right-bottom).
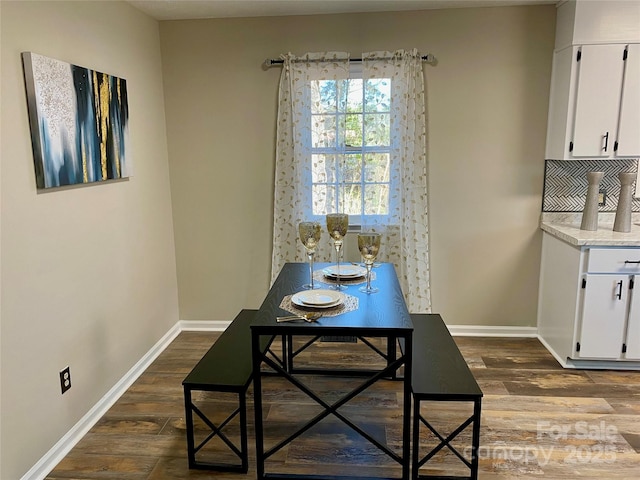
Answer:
xmin=358 ymin=233 xmax=381 ymax=293
xmin=298 ymin=221 xmax=322 ymax=289
xmin=326 ymin=213 xmax=349 ymax=291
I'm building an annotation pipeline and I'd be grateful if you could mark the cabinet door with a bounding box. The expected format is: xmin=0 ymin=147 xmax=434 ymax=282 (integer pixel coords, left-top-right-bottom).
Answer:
xmin=572 ymin=45 xmax=626 ymax=157
xmin=616 ymin=44 xmax=640 ymax=157
xmin=545 ymin=47 xmax=577 ymax=160
xmin=625 ymin=275 xmax=640 ymax=359
xmin=579 ymin=274 xmax=627 ymax=359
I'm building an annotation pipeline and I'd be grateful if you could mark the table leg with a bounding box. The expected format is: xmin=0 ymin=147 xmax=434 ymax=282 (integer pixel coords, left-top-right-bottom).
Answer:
xmin=286 ymin=334 xmax=294 ymax=372
xmin=387 ymin=336 xmax=397 ymax=380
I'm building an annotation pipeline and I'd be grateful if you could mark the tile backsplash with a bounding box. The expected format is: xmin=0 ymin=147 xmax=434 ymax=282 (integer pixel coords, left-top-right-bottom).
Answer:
xmin=543 ymin=159 xmax=640 ymax=212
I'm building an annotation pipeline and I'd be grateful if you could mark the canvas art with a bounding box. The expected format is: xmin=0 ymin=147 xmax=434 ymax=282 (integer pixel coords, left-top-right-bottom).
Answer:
xmin=22 ymin=52 xmax=130 ymax=189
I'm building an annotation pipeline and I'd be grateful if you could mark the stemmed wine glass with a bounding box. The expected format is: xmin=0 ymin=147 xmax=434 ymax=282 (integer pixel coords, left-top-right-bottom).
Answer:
xmin=326 ymin=213 xmax=349 ymax=291
xmin=358 ymin=232 xmax=381 ymax=293
xmin=298 ymin=221 xmax=322 ymax=289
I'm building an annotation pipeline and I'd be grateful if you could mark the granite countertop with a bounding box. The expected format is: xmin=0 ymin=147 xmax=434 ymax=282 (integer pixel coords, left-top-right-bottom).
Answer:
xmin=541 ymin=213 xmax=640 ymax=247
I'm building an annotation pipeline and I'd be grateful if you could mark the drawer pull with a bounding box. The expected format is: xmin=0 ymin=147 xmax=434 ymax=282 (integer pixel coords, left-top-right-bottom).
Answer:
xmin=616 ymin=280 xmax=623 ymax=300
xmin=624 ymin=260 xmax=640 ymax=264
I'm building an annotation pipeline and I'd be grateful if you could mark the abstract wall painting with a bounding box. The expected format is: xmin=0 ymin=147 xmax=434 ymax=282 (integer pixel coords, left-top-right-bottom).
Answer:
xmin=22 ymin=52 xmax=130 ymax=189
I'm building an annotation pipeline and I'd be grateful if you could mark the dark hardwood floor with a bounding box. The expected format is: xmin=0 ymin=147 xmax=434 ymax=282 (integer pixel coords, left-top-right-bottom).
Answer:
xmin=46 ymin=332 xmax=640 ymax=479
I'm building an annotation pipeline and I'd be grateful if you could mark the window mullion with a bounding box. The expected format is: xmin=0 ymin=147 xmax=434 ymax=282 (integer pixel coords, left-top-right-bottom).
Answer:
xmin=360 ymin=78 xmax=366 ymax=218
xmin=337 ymin=79 xmax=352 ymax=214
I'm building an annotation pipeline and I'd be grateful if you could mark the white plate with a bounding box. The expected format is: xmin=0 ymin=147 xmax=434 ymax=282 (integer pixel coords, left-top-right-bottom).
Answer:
xmin=323 ymin=265 xmax=367 ymax=278
xmin=291 ymin=289 xmax=345 ymax=308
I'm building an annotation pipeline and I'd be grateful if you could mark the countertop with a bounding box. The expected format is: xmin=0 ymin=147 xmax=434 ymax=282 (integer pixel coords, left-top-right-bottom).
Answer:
xmin=540 ymin=213 xmax=640 ymax=247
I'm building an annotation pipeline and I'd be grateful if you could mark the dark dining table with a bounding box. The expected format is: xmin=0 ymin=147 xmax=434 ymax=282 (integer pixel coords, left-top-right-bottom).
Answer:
xmin=250 ymin=262 xmax=413 ymax=480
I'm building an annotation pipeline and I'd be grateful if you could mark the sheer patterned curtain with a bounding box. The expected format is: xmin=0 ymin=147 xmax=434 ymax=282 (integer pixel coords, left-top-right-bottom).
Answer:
xmin=361 ymin=50 xmax=431 ymax=312
xmin=271 ymin=52 xmax=350 ymax=280
xmin=271 ymin=50 xmax=431 ymax=313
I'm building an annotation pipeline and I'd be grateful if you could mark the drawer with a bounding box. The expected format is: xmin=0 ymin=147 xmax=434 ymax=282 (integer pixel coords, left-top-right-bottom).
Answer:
xmin=587 ymin=248 xmax=640 ymax=273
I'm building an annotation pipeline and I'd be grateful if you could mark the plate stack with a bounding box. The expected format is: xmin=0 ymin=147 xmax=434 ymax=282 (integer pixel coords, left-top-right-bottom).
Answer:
xmin=322 ymin=264 xmax=367 ymax=280
xmin=291 ymin=289 xmax=345 ymax=309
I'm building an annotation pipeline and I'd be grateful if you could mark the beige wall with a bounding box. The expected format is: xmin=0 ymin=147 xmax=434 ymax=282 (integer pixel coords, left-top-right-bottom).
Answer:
xmin=160 ymin=5 xmax=555 ymax=326
xmin=0 ymin=1 xmax=178 ymax=478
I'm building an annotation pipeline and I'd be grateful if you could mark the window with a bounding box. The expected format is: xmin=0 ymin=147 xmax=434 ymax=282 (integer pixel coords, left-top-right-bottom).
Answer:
xmin=308 ymin=74 xmax=395 ymax=226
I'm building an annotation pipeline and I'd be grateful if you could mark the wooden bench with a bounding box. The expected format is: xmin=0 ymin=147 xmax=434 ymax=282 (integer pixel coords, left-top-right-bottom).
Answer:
xmin=408 ymin=314 xmax=483 ymax=480
xmin=182 ymin=309 xmax=272 ymax=472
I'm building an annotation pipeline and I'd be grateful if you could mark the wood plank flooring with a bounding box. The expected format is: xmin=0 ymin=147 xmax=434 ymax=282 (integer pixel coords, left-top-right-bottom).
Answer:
xmin=45 ymin=333 xmax=640 ymax=479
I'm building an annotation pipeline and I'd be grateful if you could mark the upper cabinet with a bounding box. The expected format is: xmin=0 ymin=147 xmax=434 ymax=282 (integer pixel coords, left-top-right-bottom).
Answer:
xmin=618 ymin=44 xmax=640 ymax=157
xmin=546 ymin=43 xmax=638 ymax=160
xmin=572 ymin=44 xmax=625 ymax=157
xmin=545 ymin=0 xmax=640 ymax=161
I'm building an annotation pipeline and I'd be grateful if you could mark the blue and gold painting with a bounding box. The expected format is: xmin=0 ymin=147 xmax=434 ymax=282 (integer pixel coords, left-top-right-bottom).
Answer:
xmin=22 ymin=52 xmax=130 ymax=189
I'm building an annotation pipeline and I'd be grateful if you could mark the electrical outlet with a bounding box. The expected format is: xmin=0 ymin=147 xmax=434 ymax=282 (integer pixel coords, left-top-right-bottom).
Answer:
xmin=59 ymin=366 xmax=71 ymax=394
xmin=599 ymin=188 xmax=607 ymax=206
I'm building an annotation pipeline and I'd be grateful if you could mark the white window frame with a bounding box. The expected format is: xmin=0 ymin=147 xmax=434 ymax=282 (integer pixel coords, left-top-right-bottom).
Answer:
xmin=304 ymin=65 xmax=399 ymax=227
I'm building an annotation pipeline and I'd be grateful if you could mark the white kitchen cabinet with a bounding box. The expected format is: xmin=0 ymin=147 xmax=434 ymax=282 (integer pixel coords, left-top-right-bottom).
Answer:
xmin=537 ymin=233 xmax=640 ymax=368
xmin=577 ymin=247 xmax=640 ymax=360
xmin=579 ymin=274 xmax=631 ymax=359
xmin=571 ymin=45 xmax=625 ymax=157
xmin=626 ymin=282 xmax=640 ymax=358
xmin=545 ymin=44 xmax=640 ymax=160
xmin=617 ymin=43 xmax=640 ymax=157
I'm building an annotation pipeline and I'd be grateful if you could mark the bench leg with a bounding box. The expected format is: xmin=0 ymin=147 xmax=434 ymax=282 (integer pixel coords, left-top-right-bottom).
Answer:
xmin=413 ymin=397 xmax=482 ymax=480
xmin=239 ymin=390 xmax=249 ymax=472
xmin=183 ymin=387 xmax=249 ymax=472
xmin=412 ymin=395 xmax=420 ymax=480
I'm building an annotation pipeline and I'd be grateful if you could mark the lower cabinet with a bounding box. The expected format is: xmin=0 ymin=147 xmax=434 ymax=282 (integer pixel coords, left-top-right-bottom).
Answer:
xmin=538 ymin=233 xmax=640 ymax=368
xmin=626 ymin=293 xmax=640 ymax=359
xmin=579 ymin=274 xmax=640 ymax=359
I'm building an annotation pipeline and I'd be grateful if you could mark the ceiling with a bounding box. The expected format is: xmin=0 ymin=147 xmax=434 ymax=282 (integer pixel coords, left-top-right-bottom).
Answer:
xmin=127 ymin=0 xmax=558 ymax=21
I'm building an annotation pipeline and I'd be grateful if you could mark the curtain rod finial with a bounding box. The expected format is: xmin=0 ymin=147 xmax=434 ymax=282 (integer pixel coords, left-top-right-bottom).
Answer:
xmin=424 ymin=53 xmax=437 ymax=66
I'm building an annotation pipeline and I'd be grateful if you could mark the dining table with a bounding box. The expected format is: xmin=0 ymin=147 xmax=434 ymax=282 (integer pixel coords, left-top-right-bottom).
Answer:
xmin=250 ymin=262 xmax=413 ymax=480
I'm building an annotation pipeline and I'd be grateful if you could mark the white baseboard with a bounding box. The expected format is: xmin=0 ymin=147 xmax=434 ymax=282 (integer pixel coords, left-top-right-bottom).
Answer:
xmin=23 ymin=319 xmax=536 ymax=479
xmin=178 ymin=321 xmax=539 ymax=337
xmin=447 ymin=324 xmax=538 ymax=337
xmin=21 ymin=322 xmax=183 ymax=480
xmin=179 ymin=320 xmax=230 ymax=331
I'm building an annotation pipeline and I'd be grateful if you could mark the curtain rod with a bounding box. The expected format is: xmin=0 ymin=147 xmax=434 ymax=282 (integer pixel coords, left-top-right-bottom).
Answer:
xmin=264 ymin=53 xmax=436 ymax=68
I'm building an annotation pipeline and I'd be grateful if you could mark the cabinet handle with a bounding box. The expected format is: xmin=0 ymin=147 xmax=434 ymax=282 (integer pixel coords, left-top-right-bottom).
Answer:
xmin=616 ymin=280 xmax=623 ymax=300
xmin=624 ymin=260 xmax=640 ymax=264
xmin=602 ymin=132 xmax=609 ymax=152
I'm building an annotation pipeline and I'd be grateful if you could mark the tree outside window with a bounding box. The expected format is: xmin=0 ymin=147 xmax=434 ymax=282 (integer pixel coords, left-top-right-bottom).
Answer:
xmin=309 ymin=77 xmax=395 ymax=225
